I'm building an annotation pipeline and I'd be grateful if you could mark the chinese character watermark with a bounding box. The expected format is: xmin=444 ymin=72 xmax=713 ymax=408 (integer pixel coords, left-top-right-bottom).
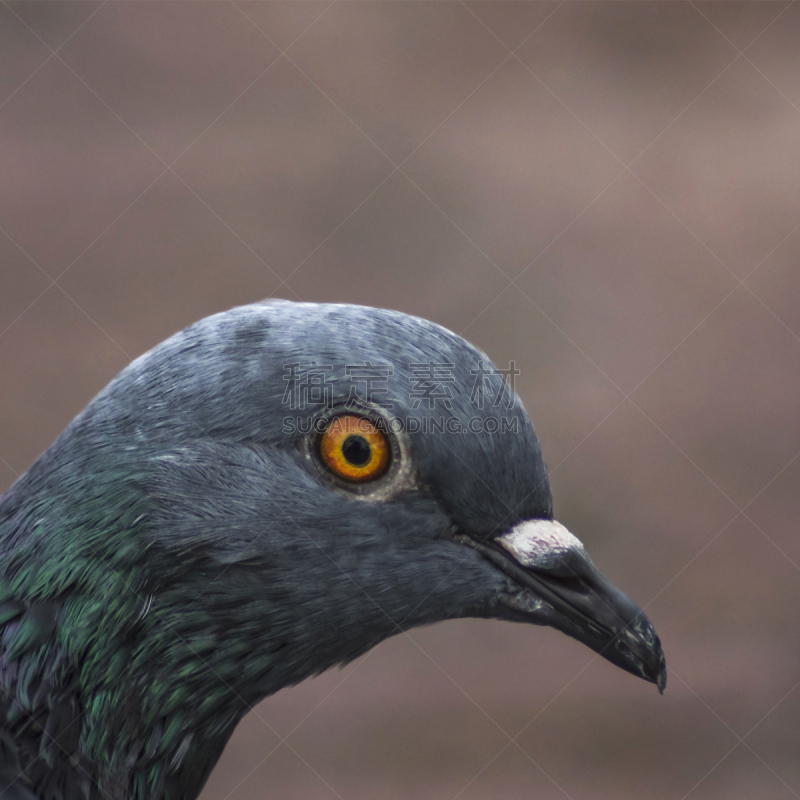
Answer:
xmin=408 ymin=361 xmax=455 ymax=409
xmin=344 ymin=362 xmax=394 ymax=409
xmin=469 ymin=360 xmax=519 ymax=409
xmin=281 ymin=362 xmax=333 ymax=410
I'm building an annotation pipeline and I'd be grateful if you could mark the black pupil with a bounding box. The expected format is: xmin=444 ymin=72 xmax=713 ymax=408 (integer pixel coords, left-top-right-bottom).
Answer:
xmin=342 ymin=435 xmax=371 ymax=466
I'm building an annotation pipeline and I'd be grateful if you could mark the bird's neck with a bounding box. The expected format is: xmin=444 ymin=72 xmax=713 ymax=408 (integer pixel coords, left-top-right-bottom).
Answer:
xmin=114 ymin=572 xmax=316 ymax=799
xmin=0 ymin=452 xmax=288 ymax=800
xmin=0 ymin=573 xmax=290 ymax=800
xmin=0 ymin=503 xmax=287 ymax=799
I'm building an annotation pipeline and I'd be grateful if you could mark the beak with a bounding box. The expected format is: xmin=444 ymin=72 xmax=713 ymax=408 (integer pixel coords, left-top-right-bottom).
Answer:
xmin=458 ymin=520 xmax=666 ymax=693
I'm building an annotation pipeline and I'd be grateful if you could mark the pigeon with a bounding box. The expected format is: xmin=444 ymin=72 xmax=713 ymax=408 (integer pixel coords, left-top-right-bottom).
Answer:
xmin=0 ymin=300 xmax=666 ymax=800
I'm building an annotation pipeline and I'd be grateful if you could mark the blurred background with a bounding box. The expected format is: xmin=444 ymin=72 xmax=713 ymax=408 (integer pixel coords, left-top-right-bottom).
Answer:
xmin=2 ymin=2 xmax=800 ymax=798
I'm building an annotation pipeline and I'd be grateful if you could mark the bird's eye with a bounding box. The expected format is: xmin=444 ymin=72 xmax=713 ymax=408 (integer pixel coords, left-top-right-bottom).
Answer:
xmin=319 ymin=415 xmax=390 ymax=483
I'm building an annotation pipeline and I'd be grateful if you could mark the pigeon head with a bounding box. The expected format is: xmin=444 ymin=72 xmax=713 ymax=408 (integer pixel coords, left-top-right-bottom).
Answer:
xmin=0 ymin=301 xmax=665 ymax=800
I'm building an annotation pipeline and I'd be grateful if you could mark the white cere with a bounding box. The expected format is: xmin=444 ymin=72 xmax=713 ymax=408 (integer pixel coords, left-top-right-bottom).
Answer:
xmin=496 ymin=519 xmax=587 ymax=569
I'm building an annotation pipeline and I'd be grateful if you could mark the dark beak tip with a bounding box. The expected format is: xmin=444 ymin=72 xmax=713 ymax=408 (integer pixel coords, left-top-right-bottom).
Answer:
xmin=656 ymin=664 xmax=667 ymax=695
xmin=644 ymin=637 xmax=667 ymax=694
xmin=618 ymin=616 xmax=667 ymax=694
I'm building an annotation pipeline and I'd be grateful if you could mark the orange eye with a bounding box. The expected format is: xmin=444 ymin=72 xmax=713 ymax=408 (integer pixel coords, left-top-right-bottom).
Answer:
xmin=319 ymin=415 xmax=390 ymax=483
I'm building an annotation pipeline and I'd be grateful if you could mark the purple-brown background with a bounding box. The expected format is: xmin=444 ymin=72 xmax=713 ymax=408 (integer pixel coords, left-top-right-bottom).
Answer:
xmin=2 ymin=2 xmax=800 ymax=798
